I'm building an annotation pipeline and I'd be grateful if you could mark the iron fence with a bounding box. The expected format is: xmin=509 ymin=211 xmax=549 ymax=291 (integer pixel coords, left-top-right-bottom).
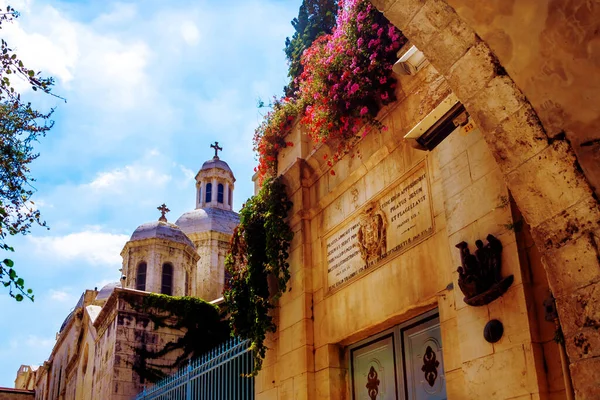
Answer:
xmin=135 ymin=337 xmax=254 ymax=400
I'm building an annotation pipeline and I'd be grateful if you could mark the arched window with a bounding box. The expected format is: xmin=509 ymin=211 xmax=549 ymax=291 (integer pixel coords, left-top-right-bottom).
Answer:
xmin=217 ymin=183 xmax=224 ymax=203
xmin=136 ymin=262 xmax=147 ymax=291
xmin=161 ymin=263 xmax=173 ymax=295
xmin=228 ymin=187 xmax=232 ymax=206
xmin=185 ymin=270 xmax=190 ymax=296
xmin=205 ymin=183 xmax=212 ymax=203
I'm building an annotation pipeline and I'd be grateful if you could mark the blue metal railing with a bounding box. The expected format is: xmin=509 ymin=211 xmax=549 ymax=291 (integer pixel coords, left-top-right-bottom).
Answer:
xmin=135 ymin=337 xmax=254 ymax=400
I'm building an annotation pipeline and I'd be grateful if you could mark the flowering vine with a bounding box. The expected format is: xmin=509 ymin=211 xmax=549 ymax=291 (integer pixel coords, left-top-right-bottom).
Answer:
xmin=253 ymin=0 xmax=406 ymax=179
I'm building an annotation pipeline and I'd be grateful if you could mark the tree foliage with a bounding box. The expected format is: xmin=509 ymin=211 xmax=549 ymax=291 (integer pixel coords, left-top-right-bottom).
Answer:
xmin=0 ymin=6 xmax=57 ymax=301
xmin=284 ymin=0 xmax=338 ymax=97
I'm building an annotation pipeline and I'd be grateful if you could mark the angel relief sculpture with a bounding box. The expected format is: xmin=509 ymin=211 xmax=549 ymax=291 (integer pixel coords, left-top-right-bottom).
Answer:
xmin=357 ymin=202 xmax=387 ymax=263
xmin=456 ymin=234 xmax=513 ymax=306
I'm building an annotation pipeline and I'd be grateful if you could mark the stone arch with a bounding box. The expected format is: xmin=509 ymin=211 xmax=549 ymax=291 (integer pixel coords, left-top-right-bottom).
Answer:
xmin=372 ymin=0 xmax=600 ymax=397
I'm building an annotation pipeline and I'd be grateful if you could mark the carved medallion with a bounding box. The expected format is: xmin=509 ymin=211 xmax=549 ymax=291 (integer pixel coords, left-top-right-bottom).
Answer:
xmin=456 ymin=234 xmax=513 ymax=306
xmin=421 ymin=346 xmax=439 ymax=387
xmin=366 ymin=366 xmax=380 ymax=400
xmin=357 ymin=202 xmax=387 ymax=263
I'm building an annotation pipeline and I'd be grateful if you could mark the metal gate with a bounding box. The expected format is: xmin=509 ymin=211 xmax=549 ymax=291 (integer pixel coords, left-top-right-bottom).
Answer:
xmin=135 ymin=337 xmax=254 ymax=400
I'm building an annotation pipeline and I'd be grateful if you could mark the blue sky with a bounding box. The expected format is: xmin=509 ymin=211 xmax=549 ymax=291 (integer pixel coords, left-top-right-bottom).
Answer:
xmin=0 ymin=0 xmax=298 ymax=386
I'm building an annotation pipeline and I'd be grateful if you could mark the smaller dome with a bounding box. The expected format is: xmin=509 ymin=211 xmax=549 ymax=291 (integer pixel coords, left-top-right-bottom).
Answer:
xmin=130 ymin=220 xmax=195 ymax=248
xmin=95 ymin=281 xmax=122 ymax=303
xmin=176 ymin=207 xmax=239 ymax=236
xmin=200 ymin=156 xmax=233 ymax=175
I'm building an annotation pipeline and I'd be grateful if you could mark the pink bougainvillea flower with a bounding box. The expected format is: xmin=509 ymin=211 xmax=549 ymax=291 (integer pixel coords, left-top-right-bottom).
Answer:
xmin=360 ymin=107 xmax=368 ymax=116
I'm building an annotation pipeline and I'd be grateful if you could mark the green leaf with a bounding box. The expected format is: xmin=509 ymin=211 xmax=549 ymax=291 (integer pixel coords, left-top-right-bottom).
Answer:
xmin=27 ymin=69 xmax=34 ymax=77
xmin=15 ymin=294 xmax=23 ymax=301
xmin=3 ymin=259 xmax=14 ymax=267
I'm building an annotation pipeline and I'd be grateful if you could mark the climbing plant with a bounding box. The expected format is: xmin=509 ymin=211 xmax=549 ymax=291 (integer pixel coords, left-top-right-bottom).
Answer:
xmin=223 ymin=177 xmax=293 ymax=374
xmin=123 ymin=292 xmax=230 ymax=383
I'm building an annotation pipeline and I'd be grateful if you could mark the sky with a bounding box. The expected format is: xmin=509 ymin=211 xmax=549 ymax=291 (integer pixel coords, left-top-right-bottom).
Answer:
xmin=0 ymin=0 xmax=299 ymax=386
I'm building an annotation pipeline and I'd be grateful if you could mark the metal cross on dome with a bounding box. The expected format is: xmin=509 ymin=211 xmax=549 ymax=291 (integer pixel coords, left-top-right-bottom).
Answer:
xmin=157 ymin=203 xmax=170 ymax=222
xmin=210 ymin=141 xmax=223 ymax=158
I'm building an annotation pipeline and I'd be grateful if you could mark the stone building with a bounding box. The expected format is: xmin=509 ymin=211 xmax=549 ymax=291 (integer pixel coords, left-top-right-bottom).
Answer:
xmin=21 ymin=153 xmax=238 ymax=400
xmin=254 ymin=1 xmax=600 ymax=399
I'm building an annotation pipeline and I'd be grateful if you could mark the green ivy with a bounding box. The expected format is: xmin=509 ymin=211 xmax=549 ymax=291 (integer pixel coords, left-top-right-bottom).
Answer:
xmin=224 ymin=177 xmax=293 ymax=374
xmin=123 ymin=292 xmax=230 ymax=383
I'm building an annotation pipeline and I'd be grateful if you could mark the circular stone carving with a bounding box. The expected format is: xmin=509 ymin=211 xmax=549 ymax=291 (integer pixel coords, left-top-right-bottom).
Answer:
xmin=484 ymin=319 xmax=504 ymax=343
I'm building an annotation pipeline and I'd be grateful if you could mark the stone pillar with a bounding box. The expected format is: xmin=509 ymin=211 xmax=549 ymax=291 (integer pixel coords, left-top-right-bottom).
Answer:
xmin=211 ymin=178 xmax=217 ymax=206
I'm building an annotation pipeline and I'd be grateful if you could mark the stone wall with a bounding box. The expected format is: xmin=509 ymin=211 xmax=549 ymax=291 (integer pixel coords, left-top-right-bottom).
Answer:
xmin=256 ymin=57 xmax=566 ymax=399
xmin=0 ymin=388 xmax=35 ymax=400
xmin=371 ymin=0 xmax=600 ymax=397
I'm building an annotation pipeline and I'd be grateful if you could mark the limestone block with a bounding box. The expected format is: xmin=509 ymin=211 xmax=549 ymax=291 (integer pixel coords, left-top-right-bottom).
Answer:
xmin=291 ymin=320 xmax=314 ymax=350
xmin=278 ymin=346 xmax=314 ymax=382
xmin=440 ymin=150 xmax=472 ymax=199
xmin=431 ymin=179 xmax=444 ymax=217
xmin=488 ymin=285 xmax=533 ymax=352
xmin=542 ymin=232 xmax=600 ymax=298
xmin=457 ymin=305 xmax=493 ymax=362
xmin=384 ymin=0 xmax=426 ymax=31
xmin=403 ymin=0 xmax=456 ymax=50
xmin=462 ymin=345 xmax=536 ymax=399
xmin=383 ymin=144 xmax=408 ymax=186
xmin=436 ymin=122 xmax=482 ymax=168
xmin=446 ymin=42 xmax=498 ymax=102
xmin=277 ymin=378 xmax=293 ymax=400
xmin=314 ymin=344 xmax=342 ymax=372
xmin=468 ymin=136 xmax=498 ymax=182
xmin=445 ymin=368 xmax=466 ymax=400
xmin=440 ymin=317 xmax=461 ymax=371
xmin=314 ymin=368 xmax=346 ymax=400
xmin=444 ymin=168 xmax=507 ymax=235
xmin=486 ymin=105 xmax=549 ymax=174
xmin=555 ymin=283 xmax=600 ymax=339
xmin=566 ymin=326 xmax=600 ymax=361
xmin=570 ymin=357 xmax=600 ymax=400
xmin=541 ymin=341 xmax=566 ymax=393
xmin=423 ymin=15 xmax=477 ymax=74
xmin=279 ymin=327 xmax=292 ymax=357
xmin=531 ymin=198 xmax=600 ymax=253
xmin=256 ymin=387 xmax=278 ymax=400
xmin=466 ymin=75 xmax=527 ymax=133
xmin=293 ymin=372 xmax=315 ymax=400
xmin=438 ymin=290 xmax=456 ymax=322
xmin=256 ymin=364 xmax=278 ymax=394
xmin=506 ymin=141 xmax=593 ymax=228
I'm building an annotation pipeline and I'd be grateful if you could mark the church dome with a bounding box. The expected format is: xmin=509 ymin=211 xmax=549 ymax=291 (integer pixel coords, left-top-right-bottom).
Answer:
xmin=200 ymin=157 xmax=233 ymax=175
xmin=130 ymin=220 xmax=195 ymax=249
xmin=175 ymin=207 xmax=239 ymax=236
xmin=95 ymin=281 xmax=122 ymax=303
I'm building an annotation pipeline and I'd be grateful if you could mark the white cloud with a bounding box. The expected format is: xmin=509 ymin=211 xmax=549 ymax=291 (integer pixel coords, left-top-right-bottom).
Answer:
xmin=87 ymin=164 xmax=172 ymax=193
xmin=28 ymin=229 xmax=129 ymax=266
xmin=48 ymin=289 xmax=73 ymax=302
xmin=180 ymin=20 xmax=200 ymax=46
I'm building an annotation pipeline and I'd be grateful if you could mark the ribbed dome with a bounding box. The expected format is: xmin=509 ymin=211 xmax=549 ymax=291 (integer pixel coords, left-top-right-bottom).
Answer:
xmin=130 ymin=220 xmax=195 ymax=248
xmin=175 ymin=207 xmax=239 ymax=236
xmin=95 ymin=281 xmax=121 ymax=303
xmin=200 ymin=156 xmax=233 ymax=175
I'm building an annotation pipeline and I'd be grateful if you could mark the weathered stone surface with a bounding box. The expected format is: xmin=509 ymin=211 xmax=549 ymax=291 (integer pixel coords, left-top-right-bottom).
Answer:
xmin=403 ymin=0 xmax=456 ymax=49
xmin=445 ymin=41 xmax=498 ymax=102
xmin=570 ymin=357 xmax=600 ymax=400
xmin=506 ymin=141 xmax=593 ymax=228
xmin=555 ymin=283 xmax=600 ymax=339
xmin=485 ymin=105 xmax=549 ymax=174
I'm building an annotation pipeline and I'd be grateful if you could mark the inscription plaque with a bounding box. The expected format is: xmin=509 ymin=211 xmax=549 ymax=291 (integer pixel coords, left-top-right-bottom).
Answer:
xmin=325 ymin=161 xmax=433 ymax=292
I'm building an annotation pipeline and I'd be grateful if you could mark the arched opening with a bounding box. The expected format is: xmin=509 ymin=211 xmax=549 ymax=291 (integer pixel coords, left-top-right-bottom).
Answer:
xmin=217 ymin=183 xmax=224 ymax=203
xmin=136 ymin=262 xmax=147 ymax=291
xmin=198 ymin=186 xmax=201 ymax=204
xmin=205 ymin=183 xmax=212 ymax=203
xmin=161 ymin=263 xmax=173 ymax=295
xmin=185 ymin=270 xmax=190 ymax=296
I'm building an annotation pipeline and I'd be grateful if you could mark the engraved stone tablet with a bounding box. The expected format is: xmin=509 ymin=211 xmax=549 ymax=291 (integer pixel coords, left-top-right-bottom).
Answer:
xmin=325 ymin=161 xmax=434 ymax=292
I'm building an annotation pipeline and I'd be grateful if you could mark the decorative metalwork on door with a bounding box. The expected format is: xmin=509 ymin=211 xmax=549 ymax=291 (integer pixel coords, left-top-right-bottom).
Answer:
xmin=350 ymin=311 xmax=446 ymax=400
xmin=351 ymin=333 xmax=399 ymax=400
